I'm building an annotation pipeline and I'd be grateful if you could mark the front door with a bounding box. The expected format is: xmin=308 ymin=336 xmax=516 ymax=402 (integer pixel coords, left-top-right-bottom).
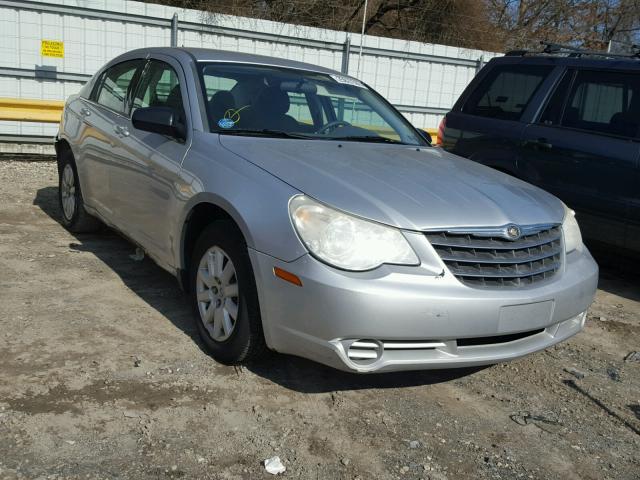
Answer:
xmin=445 ymin=63 xmax=555 ymax=174
xmin=520 ymin=69 xmax=640 ymax=247
xmin=627 ymin=162 xmax=640 ymax=253
xmin=110 ymin=56 xmax=191 ymax=268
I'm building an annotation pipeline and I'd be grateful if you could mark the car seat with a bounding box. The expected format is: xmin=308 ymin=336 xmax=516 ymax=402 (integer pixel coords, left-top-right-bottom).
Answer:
xmin=242 ymin=87 xmax=300 ymax=131
xmin=208 ymin=91 xmax=236 ymax=125
xmin=610 ymin=92 xmax=640 ymax=137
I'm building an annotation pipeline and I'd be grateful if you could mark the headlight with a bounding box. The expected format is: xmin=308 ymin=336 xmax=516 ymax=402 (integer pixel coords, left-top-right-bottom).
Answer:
xmin=562 ymin=204 xmax=582 ymax=253
xmin=289 ymin=195 xmax=419 ymax=271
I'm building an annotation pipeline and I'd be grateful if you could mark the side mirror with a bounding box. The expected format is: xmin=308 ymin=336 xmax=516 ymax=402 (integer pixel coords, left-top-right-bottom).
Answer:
xmin=132 ymin=106 xmax=185 ymax=140
xmin=417 ymin=129 xmax=433 ymax=145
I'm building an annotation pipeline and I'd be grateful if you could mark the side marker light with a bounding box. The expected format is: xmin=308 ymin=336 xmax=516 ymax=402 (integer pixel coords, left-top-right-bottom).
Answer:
xmin=273 ymin=267 xmax=303 ymax=287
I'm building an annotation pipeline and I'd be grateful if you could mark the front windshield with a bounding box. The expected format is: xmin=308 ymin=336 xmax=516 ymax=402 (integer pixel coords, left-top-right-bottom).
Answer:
xmin=198 ymin=62 xmax=425 ymax=145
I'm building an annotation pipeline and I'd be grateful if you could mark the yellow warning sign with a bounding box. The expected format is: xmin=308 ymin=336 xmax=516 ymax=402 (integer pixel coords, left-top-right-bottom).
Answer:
xmin=40 ymin=40 xmax=64 ymax=58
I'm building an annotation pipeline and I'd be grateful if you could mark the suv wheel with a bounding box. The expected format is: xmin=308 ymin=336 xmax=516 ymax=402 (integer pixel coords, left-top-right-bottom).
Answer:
xmin=190 ymin=221 xmax=266 ymax=364
xmin=58 ymin=150 xmax=101 ymax=233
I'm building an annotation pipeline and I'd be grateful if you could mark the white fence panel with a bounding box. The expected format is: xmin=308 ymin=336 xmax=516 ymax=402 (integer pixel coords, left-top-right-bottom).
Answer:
xmin=0 ymin=0 xmax=499 ymax=141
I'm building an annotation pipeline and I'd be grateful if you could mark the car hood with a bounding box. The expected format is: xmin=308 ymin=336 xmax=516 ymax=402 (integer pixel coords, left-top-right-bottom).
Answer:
xmin=219 ymin=136 xmax=565 ymax=230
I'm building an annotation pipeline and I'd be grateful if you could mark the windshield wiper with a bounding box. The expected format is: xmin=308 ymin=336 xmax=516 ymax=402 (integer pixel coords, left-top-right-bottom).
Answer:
xmin=217 ymin=128 xmax=314 ymax=139
xmin=327 ymin=135 xmax=405 ymax=144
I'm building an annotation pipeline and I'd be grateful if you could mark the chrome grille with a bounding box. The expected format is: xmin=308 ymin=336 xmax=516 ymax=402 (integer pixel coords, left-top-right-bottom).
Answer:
xmin=425 ymin=226 xmax=562 ymax=288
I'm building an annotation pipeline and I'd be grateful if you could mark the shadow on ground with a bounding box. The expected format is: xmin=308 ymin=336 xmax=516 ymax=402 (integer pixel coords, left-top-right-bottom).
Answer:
xmin=34 ymin=186 xmax=482 ymax=393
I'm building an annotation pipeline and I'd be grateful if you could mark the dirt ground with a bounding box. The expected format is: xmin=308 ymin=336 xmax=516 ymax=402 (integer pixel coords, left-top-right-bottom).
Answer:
xmin=0 ymin=159 xmax=639 ymax=480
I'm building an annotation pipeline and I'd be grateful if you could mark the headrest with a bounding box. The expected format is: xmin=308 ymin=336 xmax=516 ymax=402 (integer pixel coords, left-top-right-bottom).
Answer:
xmin=208 ymin=90 xmax=236 ymax=121
xmin=254 ymin=87 xmax=290 ymax=115
xmin=210 ymin=90 xmax=235 ymax=107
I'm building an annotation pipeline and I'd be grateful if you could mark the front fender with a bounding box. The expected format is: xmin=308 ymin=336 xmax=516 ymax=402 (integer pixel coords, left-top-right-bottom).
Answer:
xmin=173 ymin=132 xmax=308 ymax=270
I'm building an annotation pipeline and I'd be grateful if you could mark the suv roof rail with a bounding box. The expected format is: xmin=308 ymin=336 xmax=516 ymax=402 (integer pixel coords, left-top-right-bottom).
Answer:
xmin=505 ymin=41 xmax=640 ymax=59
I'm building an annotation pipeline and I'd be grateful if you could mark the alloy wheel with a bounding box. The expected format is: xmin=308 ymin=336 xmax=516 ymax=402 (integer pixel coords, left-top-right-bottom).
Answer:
xmin=61 ymin=163 xmax=76 ymax=221
xmin=196 ymin=246 xmax=240 ymax=341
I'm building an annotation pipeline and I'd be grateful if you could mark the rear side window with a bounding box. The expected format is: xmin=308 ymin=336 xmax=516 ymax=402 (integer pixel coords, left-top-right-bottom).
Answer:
xmin=462 ymin=65 xmax=552 ymax=121
xmin=561 ymin=70 xmax=640 ymax=138
xmin=96 ymin=60 xmax=141 ymax=114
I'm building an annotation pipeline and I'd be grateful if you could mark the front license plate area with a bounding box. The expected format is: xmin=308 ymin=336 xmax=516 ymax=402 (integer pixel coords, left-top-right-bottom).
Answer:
xmin=499 ymin=300 xmax=555 ymax=332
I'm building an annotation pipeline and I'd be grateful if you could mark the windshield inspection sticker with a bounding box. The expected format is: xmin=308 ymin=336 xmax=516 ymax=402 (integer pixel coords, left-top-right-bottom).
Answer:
xmin=217 ymin=106 xmax=250 ymax=129
xmin=218 ymin=118 xmax=235 ymax=129
xmin=330 ymin=74 xmax=364 ymax=87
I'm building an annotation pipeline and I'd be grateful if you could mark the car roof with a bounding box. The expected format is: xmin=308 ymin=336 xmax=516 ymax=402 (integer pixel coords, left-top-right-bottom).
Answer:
xmin=119 ymin=46 xmax=342 ymax=76
xmin=487 ymin=54 xmax=640 ymax=71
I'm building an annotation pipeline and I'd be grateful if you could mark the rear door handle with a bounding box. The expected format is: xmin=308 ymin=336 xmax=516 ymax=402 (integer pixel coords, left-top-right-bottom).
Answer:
xmin=80 ymin=107 xmax=91 ymax=117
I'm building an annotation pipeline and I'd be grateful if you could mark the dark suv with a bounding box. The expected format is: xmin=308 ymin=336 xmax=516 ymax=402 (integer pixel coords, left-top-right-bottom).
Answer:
xmin=440 ymin=48 xmax=640 ymax=254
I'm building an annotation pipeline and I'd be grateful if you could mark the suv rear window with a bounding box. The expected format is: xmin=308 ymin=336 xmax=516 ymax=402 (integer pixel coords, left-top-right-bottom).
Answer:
xmin=562 ymin=70 xmax=640 ymax=138
xmin=462 ymin=65 xmax=552 ymax=121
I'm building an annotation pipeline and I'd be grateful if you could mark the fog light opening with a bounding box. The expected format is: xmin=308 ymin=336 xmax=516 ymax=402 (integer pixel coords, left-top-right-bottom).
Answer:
xmin=346 ymin=339 xmax=382 ymax=364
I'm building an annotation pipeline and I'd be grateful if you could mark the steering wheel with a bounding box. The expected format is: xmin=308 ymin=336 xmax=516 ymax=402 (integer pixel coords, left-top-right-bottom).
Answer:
xmin=316 ymin=120 xmax=352 ymax=135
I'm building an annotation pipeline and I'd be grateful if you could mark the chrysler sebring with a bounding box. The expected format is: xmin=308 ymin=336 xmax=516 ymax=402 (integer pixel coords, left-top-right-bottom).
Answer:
xmin=55 ymin=47 xmax=598 ymax=372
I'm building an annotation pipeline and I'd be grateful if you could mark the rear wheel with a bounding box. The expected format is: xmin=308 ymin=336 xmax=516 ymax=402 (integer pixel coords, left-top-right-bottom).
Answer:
xmin=58 ymin=150 xmax=101 ymax=233
xmin=189 ymin=221 xmax=266 ymax=364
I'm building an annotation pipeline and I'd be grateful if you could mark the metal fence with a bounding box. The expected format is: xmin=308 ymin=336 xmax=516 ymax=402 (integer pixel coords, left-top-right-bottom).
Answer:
xmin=0 ymin=0 xmax=498 ymax=144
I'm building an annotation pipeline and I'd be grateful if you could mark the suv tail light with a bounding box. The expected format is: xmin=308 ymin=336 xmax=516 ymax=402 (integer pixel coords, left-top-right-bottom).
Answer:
xmin=436 ymin=116 xmax=446 ymax=146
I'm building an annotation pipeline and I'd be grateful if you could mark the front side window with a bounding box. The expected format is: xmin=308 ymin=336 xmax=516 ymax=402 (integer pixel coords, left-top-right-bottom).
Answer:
xmin=560 ymin=70 xmax=640 ymax=138
xmin=462 ymin=64 xmax=553 ymax=121
xmin=199 ymin=63 xmax=424 ymax=145
xmin=132 ymin=60 xmax=185 ymax=119
xmin=96 ymin=60 xmax=141 ymax=114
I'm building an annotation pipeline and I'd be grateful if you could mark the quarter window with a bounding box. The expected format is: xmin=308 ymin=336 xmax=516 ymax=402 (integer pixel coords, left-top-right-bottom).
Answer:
xmin=462 ymin=65 xmax=553 ymax=121
xmin=96 ymin=60 xmax=141 ymax=114
xmin=560 ymin=70 xmax=640 ymax=138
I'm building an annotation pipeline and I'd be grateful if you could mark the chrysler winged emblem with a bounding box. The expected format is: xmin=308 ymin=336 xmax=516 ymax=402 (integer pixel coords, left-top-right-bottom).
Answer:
xmin=506 ymin=224 xmax=521 ymax=240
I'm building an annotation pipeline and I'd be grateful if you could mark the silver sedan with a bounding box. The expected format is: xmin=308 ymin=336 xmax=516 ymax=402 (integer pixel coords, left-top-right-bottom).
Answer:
xmin=55 ymin=47 xmax=598 ymax=372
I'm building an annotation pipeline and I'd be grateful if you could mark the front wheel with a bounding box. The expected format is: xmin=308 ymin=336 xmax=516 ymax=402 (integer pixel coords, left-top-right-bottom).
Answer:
xmin=189 ymin=222 xmax=266 ymax=364
xmin=58 ymin=150 xmax=101 ymax=233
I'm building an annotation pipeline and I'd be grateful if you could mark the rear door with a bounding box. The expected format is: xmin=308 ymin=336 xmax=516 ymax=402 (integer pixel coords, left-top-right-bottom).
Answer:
xmin=78 ymin=59 xmax=143 ymax=221
xmin=520 ymin=68 xmax=640 ymax=248
xmin=444 ymin=62 xmax=556 ymax=175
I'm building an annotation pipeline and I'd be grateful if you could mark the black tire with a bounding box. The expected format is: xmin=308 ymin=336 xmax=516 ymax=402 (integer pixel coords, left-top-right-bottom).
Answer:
xmin=58 ymin=150 xmax=101 ymax=233
xmin=189 ymin=221 xmax=266 ymax=364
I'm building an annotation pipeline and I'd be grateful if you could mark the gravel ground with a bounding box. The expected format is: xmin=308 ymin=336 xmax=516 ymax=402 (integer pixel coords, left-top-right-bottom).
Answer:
xmin=0 ymin=159 xmax=639 ymax=480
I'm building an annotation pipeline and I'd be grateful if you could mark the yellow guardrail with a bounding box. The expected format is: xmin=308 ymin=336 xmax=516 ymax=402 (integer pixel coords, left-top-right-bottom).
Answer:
xmin=422 ymin=128 xmax=438 ymax=142
xmin=0 ymin=97 xmax=64 ymax=123
xmin=0 ymin=98 xmax=441 ymax=144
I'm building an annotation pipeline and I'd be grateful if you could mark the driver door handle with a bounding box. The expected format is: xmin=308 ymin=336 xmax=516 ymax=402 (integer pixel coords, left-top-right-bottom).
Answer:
xmin=524 ymin=138 xmax=553 ymax=150
xmin=114 ymin=124 xmax=130 ymax=137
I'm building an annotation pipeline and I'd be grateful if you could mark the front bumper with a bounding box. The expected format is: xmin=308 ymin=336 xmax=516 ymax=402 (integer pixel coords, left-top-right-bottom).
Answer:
xmin=249 ymin=240 xmax=598 ymax=373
